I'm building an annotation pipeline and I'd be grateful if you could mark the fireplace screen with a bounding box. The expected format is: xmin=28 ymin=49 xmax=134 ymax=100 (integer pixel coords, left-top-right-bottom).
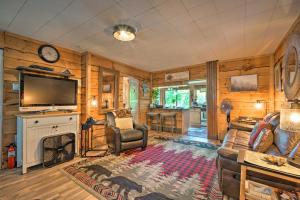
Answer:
xmin=42 ymin=133 xmax=75 ymax=167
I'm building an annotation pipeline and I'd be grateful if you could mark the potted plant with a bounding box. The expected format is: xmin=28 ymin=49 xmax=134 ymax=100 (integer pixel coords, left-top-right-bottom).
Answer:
xmin=151 ymin=88 xmax=160 ymax=108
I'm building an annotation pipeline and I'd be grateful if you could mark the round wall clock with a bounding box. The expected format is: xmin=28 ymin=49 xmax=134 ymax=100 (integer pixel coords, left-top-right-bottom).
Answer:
xmin=38 ymin=44 xmax=60 ymax=63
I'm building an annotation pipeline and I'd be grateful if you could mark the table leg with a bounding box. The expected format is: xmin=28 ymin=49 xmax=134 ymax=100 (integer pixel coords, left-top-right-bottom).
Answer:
xmin=240 ymin=165 xmax=246 ymax=200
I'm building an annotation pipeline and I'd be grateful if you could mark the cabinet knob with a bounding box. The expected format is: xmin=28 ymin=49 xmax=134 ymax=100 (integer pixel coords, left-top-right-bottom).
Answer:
xmin=34 ymin=120 xmax=39 ymax=124
xmin=69 ymin=117 xmax=73 ymax=120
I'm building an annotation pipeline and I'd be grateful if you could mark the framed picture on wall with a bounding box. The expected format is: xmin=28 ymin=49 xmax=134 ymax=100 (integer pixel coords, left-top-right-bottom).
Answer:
xmin=274 ymin=60 xmax=282 ymax=92
xmin=103 ymin=84 xmax=111 ymax=93
xmin=230 ymin=74 xmax=257 ymax=92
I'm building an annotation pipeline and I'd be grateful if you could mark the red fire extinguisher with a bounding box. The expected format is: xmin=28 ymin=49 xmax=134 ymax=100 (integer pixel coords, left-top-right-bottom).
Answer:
xmin=7 ymin=143 xmax=16 ymax=169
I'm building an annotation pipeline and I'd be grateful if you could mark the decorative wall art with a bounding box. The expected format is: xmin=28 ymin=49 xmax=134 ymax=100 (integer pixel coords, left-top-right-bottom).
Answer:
xmin=103 ymin=84 xmax=111 ymax=93
xmin=230 ymin=74 xmax=258 ymax=92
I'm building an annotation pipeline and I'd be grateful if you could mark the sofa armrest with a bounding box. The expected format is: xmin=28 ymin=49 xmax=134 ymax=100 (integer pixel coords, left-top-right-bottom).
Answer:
xmin=229 ymin=122 xmax=254 ymax=132
xmin=217 ymin=147 xmax=239 ymax=161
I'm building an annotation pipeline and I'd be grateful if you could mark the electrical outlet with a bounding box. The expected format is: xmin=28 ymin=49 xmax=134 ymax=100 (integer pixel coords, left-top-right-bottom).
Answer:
xmin=12 ymin=83 xmax=19 ymax=91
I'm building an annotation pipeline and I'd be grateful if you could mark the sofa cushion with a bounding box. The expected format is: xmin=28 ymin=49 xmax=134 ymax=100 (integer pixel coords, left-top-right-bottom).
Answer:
xmin=289 ymin=142 xmax=300 ymax=158
xmin=120 ymin=129 xmax=143 ymax=142
xmin=253 ymin=128 xmax=273 ymax=153
xmin=274 ymin=127 xmax=300 ymax=155
xmin=263 ymin=112 xmax=280 ymax=123
xmin=222 ymin=129 xmax=250 ymax=150
xmin=115 ymin=117 xmax=133 ymax=130
xmin=268 ymin=114 xmax=280 ymax=131
xmin=265 ymin=145 xmax=282 ymax=156
xmin=249 ymin=121 xmax=271 ymax=147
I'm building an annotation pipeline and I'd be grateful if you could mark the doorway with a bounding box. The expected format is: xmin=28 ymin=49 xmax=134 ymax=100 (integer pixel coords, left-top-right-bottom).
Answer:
xmin=123 ymin=77 xmax=139 ymax=121
xmin=188 ymin=83 xmax=207 ymax=138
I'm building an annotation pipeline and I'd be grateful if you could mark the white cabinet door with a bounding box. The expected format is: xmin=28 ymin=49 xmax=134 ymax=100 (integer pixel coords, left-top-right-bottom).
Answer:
xmin=26 ymin=126 xmax=53 ymax=165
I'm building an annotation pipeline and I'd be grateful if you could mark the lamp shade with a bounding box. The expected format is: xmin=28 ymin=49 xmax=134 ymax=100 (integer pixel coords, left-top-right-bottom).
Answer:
xmin=280 ymin=109 xmax=300 ymax=132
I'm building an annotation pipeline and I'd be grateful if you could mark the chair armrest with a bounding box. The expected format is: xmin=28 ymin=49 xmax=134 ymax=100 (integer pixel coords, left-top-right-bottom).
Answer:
xmin=133 ymin=122 xmax=148 ymax=132
xmin=217 ymin=147 xmax=239 ymax=161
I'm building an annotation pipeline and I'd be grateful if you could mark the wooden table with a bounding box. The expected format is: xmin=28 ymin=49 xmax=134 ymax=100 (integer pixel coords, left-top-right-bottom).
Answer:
xmin=237 ymin=150 xmax=300 ymax=200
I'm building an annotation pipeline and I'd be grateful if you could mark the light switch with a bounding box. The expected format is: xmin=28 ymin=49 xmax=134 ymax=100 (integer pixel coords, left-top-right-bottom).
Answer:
xmin=12 ymin=83 xmax=19 ymax=91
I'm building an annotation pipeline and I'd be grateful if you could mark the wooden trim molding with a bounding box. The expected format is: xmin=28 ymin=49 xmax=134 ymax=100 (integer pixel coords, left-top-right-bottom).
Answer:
xmin=206 ymin=60 xmax=218 ymax=139
xmin=0 ymin=49 xmax=3 ymax=169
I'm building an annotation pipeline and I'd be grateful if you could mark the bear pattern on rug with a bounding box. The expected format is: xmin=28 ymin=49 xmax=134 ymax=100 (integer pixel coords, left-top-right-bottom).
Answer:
xmin=63 ymin=141 xmax=222 ymax=200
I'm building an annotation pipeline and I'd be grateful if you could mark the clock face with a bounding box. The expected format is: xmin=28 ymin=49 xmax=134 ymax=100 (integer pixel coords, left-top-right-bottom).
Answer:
xmin=38 ymin=45 xmax=60 ymax=63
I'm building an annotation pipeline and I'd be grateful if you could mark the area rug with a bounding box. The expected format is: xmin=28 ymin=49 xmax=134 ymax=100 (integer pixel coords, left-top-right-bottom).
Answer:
xmin=62 ymin=141 xmax=222 ymax=200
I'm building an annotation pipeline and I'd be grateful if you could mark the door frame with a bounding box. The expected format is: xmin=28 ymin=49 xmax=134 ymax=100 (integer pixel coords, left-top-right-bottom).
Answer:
xmin=129 ymin=77 xmax=139 ymax=122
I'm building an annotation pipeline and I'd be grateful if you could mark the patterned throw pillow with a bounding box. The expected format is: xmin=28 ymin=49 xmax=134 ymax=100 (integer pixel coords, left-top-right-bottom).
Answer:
xmin=249 ymin=121 xmax=271 ymax=147
xmin=253 ymin=128 xmax=274 ymax=153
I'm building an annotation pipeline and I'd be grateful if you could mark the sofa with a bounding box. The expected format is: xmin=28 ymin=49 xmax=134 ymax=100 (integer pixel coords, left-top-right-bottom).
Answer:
xmin=217 ymin=112 xmax=300 ymax=199
xmin=105 ymin=111 xmax=148 ymax=156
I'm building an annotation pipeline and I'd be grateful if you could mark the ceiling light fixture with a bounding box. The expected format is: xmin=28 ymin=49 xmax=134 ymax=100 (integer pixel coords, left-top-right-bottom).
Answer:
xmin=113 ymin=24 xmax=136 ymax=42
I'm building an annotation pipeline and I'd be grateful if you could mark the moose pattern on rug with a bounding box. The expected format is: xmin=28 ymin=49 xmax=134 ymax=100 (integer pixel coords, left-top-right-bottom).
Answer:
xmin=63 ymin=141 xmax=222 ymax=200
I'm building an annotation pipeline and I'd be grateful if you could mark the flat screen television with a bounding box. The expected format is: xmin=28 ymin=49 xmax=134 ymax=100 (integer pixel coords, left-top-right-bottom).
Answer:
xmin=19 ymin=73 xmax=78 ymax=112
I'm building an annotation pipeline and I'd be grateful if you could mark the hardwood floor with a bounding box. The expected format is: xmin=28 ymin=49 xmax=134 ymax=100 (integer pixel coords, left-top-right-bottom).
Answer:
xmin=0 ymin=158 xmax=96 ymax=200
xmin=0 ymin=131 xmax=220 ymax=200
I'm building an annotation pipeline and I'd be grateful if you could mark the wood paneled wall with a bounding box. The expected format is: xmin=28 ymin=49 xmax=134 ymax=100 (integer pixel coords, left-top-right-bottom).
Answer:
xmin=274 ymin=15 xmax=300 ymax=110
xmin=1 ymin=32 xmax=82 ymax=167
xmin=217 ymin=55 xmax=273 ymax=139
xmin=151 ymin=64 xmax=207 ymax=87
xmin=81 ymin=52 xmax=151 ymax=146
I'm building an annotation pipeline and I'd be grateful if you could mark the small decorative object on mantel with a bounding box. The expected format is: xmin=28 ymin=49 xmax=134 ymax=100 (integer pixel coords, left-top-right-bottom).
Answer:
xmin=230 ymin=74 xmax=257 ymax=92
xmin=38 ymin=44 xmax=60 ymax=63
xmin=29 ymin=64 xmax=54 ymax=71
xmin=62 ymin=69 xmax=71 ymax=76
xmin=16 ymin=66 xmax=74 ymax=78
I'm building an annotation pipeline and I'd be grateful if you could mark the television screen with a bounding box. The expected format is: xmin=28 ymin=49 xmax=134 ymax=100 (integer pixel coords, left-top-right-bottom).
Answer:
xmin=20 ymin=74 xmax=77 ymax=107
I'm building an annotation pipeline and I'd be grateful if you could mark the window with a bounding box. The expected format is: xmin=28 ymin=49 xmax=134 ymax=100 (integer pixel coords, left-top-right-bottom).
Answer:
xmin=164 ymin=88 xmax=190 ymax=109
xmin=196 ymin=88 xmax=206 ymax=105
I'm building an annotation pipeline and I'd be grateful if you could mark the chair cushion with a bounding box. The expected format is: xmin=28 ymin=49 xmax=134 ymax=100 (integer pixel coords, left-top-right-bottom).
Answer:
xmin=115 ymin=117 xmax=133 ymax=130
xmin=252 ymin=128 xmax=273 ymax=153
xmin=249 ymin=121 xmax=271 ymax=147
xmin=274 ymin=127 xmax=300 ymax=155
xmin=120 ymin=129 xmax=143 ymax=142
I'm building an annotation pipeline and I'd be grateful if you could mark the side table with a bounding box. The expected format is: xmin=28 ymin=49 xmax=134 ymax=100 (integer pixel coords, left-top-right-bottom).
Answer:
xmin=237 ymin=150 xmax=300 ymax=200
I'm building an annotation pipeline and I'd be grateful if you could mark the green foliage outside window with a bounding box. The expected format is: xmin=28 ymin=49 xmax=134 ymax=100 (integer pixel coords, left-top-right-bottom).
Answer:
xmin=151 ymin=88 xmax=160 ymax=105
xmin=164 ymin=88 xmax=190 ymax=109
xmin=196 ymin=88 xmax=206 ymax=105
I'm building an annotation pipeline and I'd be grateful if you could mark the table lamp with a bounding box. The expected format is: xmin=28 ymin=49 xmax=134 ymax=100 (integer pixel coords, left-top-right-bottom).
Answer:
xmin=280 ymin=108 xmax=300 ymax=132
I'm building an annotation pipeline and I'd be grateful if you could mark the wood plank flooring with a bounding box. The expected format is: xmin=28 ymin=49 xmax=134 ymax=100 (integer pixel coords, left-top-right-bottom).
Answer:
xmin=0 ymin=130 xmax=220 ymax=200
xmin=0 ymin=158 xmax=96 ymax=200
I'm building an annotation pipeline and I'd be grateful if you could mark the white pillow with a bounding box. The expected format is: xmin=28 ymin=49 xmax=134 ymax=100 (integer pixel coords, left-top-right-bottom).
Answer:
xmin=115 ymin=117 xmax=133 ymax=130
